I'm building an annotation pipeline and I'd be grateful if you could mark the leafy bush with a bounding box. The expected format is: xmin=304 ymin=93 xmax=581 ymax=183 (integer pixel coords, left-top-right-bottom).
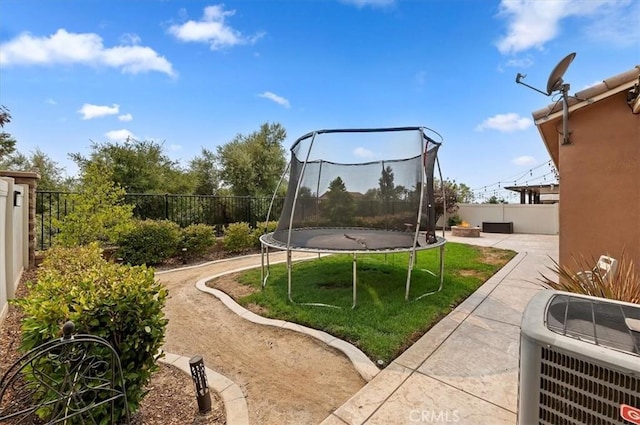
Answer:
xmin=448 ymin=214 xmax=462 ymax=227
xmin=118 ymin=219 xmax=181 ymax=265
xmin=250 ymin=220 xmax=278 ymax=247
xmin=16 ymin=243 xmax=168 ymax=422
xmin=54 ymin=162 xmax=134 ymax=247
xmin=223 ymin=222 xmax=254 ymax=253
xmin=353 ymin=213 xmax=418 ymax=231
xmin=181 ymin=223 xmax=217 ymax=259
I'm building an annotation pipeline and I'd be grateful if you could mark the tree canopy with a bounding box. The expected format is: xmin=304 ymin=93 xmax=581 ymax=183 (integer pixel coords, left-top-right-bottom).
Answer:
xmin=70 ymin=138 xmax=193 ymax=194
xmin=217 ymin=122 xmax=287 ymax=197
xmin=0 ymin=106 xmax=17 ymax=161
xmin=322 ymin=176 xmax=355 ymax=225
xmin=188 ymin=147 xmax=221 ymax=195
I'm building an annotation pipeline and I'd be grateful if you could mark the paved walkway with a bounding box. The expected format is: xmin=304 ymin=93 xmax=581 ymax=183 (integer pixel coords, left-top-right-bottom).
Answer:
xmin=321 ymin=232 xmax=559 ymax=425
xmin=160 ymin=232 xmax=558 ymax=425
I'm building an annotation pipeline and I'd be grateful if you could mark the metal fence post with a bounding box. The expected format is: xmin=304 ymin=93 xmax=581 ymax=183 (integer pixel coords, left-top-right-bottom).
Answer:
xmin=189 ymin=355 xmax=211 ymax=414
xmin=164 ymin=193 xmax=169 ymax=220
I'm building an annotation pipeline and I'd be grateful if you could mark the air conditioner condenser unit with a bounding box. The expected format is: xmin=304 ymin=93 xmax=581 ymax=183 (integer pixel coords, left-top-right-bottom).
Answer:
xmin=518 ymin=290 xmax=640 ymax=425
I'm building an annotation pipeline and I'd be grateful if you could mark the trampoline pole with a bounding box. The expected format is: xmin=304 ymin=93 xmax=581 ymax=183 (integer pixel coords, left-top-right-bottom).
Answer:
xmin=405 ymin=251 xmax=414 ymax=301
xmin=261 ymin=243 xmax=265 ymax=288
xmin=287 ymin=250 xmax=293 ymax=303
xmin=439 ymin=244 xmax=445 ymax=291
xmin=352 ymin=253 xmax=357 ymax=309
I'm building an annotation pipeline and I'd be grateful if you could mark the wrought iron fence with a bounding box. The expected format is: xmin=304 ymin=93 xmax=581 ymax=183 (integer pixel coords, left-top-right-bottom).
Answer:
xmin=36 ymin=191 xmax=285 ymax=251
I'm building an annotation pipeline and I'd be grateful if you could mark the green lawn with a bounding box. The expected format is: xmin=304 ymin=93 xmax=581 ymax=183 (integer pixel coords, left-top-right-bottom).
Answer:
xmin=224 ymin=242 xmax=516 ymax=363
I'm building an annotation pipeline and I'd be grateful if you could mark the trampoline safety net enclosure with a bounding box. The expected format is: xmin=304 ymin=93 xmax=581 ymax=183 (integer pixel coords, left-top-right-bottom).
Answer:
xmin=260 ymin=127 xmax=447 ymax=307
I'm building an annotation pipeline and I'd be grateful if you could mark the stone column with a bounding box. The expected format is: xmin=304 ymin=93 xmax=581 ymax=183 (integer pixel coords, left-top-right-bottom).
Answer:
xmin=0 ymin=171 xmax=40 ymax=269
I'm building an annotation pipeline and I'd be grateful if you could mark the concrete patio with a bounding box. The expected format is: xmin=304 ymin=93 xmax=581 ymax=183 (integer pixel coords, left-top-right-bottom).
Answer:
xmin=320 ymin=231 xmax=559 ymax=425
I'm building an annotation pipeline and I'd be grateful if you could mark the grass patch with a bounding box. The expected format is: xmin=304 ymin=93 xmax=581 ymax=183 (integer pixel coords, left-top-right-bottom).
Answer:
xmin=220 ymin=242 xmax=515 ymax=363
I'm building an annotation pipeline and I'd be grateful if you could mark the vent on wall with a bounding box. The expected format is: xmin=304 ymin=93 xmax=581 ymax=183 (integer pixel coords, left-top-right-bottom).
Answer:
xmin=518 ymin=291 xmax=640 ymax=425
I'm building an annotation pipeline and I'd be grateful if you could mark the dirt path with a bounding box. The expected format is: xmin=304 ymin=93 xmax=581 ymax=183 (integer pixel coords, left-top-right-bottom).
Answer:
xmin=156 ymin=253 xmax=367 ymax=425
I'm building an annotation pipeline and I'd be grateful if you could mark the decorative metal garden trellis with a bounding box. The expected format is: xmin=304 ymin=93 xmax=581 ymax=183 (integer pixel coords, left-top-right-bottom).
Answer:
xmin=0 ymin=321 xmax=130 ymax=424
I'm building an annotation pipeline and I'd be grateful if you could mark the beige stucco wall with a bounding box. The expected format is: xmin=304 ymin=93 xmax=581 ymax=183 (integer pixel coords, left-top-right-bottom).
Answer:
xmin=434 ymin=203 xmax=559 ymax=234
xmin=0 ymin=178 xmax=28 ymax=323
xmin=12 ymin=185 xmax=26 ymax=292
xmin=0 ymin=179 xmax=7 ymax=321
xmin=454 ymin=204 xmax=559 ymax=235
xmin=540 ymin=91 xmax=640 ymax=269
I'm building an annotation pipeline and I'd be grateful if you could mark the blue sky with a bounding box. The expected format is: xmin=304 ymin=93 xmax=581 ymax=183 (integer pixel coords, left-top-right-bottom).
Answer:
xmin=1 ymin=0 xmax=638 ymax=201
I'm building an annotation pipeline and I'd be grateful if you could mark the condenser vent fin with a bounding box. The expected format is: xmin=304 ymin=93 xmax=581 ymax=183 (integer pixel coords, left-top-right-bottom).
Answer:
xmin=538 ymin=346 xmax=639 ymax=425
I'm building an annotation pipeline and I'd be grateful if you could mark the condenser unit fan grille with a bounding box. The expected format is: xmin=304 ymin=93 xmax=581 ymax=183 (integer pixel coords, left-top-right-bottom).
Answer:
xmin=539 ymin=346 xmax=640 ymax=424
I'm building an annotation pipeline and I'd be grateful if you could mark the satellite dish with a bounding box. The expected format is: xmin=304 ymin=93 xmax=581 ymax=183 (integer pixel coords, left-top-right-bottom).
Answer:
xmin=515 ymin=52 xmax=578 ymax=145
xmin=546 ymin=52 xmax=576 ymax=95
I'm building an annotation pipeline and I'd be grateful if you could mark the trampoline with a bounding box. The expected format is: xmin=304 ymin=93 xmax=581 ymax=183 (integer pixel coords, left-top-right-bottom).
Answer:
xmin=260 ymin=127 xmax=447 ymax=308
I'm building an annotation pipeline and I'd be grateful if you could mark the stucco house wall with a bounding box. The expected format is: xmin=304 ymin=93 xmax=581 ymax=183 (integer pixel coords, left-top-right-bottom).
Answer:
xmin=534 ymin=65 xmax=640 ymax=270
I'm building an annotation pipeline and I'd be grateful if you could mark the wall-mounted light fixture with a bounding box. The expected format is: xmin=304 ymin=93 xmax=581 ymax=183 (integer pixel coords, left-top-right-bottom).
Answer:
xmin=13 ymin=190 xmax=23 ymax=207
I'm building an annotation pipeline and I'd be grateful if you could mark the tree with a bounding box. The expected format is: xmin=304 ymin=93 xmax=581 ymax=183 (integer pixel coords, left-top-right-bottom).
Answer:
xmin=433 ymin=179 xmax=461 ymax=224
xmin=453 ymin=182 xmax=474 ymax=203
xmin=54 ymin=161 xmax=134 ymax=247
xmin=0 ymin=105 xmax=17 ymax=161
xmin=486 ymin=195 xmax=507 ymax=204
xmin=188 ymin=147 xmax=221 ymax=195
xmin=217 ymin=122 xmax=287 ymax=196
xmin=1 ymin=106 xmax=72 ymax=190
xmin=70 ymin=138 xmax=193 ymax=194
xmin=1 ymin=148 xmax=70 ymax=191
xmin=322 ymin=177 xmax=355 ymax=225
xmin=28 ymin=149 xmax=69 ymax=190
xmin=379 ymin=166 xmax=396 ymax=203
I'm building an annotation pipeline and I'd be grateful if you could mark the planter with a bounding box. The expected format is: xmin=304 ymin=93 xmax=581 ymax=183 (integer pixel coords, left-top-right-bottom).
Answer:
xmin=451 ymin=226 xmax=481 ymax=237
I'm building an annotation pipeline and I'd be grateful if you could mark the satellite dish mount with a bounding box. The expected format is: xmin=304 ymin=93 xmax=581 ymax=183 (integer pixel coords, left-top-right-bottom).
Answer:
xmin=516 ymin=52 xmax=576 ymax=145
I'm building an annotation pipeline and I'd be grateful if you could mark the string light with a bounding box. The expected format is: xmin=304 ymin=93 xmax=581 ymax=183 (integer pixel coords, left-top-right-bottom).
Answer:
xmin=468 ymin=162 xmax=559 ymax=203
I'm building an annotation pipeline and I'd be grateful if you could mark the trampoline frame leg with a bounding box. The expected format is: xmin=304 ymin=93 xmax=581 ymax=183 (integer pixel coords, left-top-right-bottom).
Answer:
xmin=287 ymin=249 xmax=293 ymax=303
xmin=412 ymin=244 xmax=445 ymax=301
xmin=261 ymin=243 xmax=272 ymax=289
xmin=352 ymin=253 xmax=357 ymax=309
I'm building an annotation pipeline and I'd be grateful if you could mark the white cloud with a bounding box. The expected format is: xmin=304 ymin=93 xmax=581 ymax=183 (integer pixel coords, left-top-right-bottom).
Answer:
xmin=0 ymin=29 xmax=175 ymax=76
xmin=119 ymin=33 xmax=141 ymax=46
xmin=168 ymin=5 xmax=264 ymax=50
xmin=495 ymin=0 xmax=628 ymax=54
xmin=118 ymin=113 xmax=133 ymax=122
xmin=354 ymin=147 xmax=374 ymax=158
xmin=583 ymin=1 xmax=640 ymax=47
xmin=505 ymin=56 xmax=534 ymax=68
xmin=45 ymin=98 xmax=56 ymax=105
xmin=341 ymin=0 xmax=395 ymax=7
xmin=476 ymin=113 xmax=532 ymax=132
xmin=78 ymin=103 xmax=119 ymax=120
xmin=258 ymin=91 xmax=291 ymax=108
xmin=512 ymin=155 xmax=536 ymax=166
xmin=105 ymin=129 xmax=135 ymax=142
xmin=169 ymin=144 xmax=182 ymax=151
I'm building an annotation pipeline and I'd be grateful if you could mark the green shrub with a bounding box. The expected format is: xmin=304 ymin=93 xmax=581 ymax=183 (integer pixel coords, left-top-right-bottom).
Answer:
xmin=448 ymin=214 xmax=462 ymax=227
xmin=181 ymin=223 xmax=217 ymax=259
xmin=54 ymin=162 xmax=134 ymax=247
xmin=223 ymin=222 xmax=254 ymax=253
xmin=353 ymin=213 xmax=418 ymax=231
xmin=16 ymin=243 xmax=168 ymax=422
xmin=117 ymin=219 xmax=181 ymax=265
xmin=250 ymin=220 xmax=278 ymax=247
